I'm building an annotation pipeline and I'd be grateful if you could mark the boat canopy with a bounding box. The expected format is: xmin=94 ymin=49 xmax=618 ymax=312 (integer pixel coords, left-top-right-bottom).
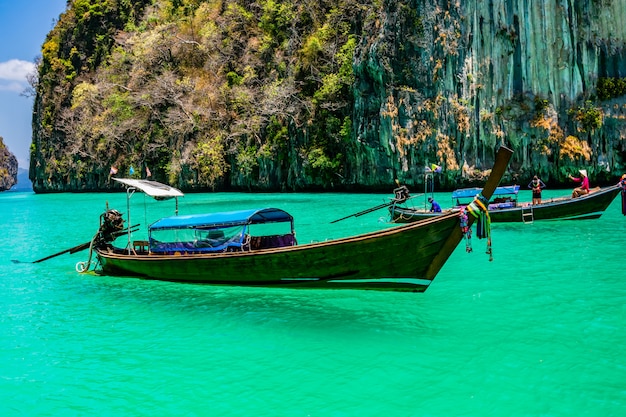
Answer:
xmin=150 ymin=208 xmax=294 ymax=231
xmin=113 ymin=178 xmax=184 ymax=200
xmin=452 ymin=185 xmax=519 ymax=199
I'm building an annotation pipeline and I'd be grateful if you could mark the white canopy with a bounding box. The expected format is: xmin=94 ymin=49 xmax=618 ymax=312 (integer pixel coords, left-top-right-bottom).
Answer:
xmin=113 ymin=178 xmax=184 ymax=200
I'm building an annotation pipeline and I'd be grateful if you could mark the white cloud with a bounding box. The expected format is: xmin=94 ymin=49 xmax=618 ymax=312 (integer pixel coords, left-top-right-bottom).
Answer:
xmin=0 ymin=59 xmax=36 ymax=82
xmin=0 ymin=59 xmax=36 ymax=93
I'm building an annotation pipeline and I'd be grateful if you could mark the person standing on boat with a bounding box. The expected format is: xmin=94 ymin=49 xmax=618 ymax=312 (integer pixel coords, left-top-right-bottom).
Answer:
xmin=428 ymin=197 xmax=442 ymax=212
xmin=527 ymin=175 xmax=546 ymax=204
xmin=568 ymin=169 xmax=590 ymax=198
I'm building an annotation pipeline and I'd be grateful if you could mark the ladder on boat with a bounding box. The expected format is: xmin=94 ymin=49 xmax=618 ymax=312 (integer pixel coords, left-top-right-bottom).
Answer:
xmin=521 ymin=205 xmax=534 ymax=223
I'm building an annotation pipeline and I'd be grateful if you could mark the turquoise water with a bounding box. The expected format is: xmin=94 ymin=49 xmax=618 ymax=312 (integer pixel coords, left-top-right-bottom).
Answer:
xmin=1 ymin=189 xmax=625 ymax=416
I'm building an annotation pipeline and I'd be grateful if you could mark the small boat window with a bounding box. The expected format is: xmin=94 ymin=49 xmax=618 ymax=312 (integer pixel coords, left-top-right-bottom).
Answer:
xmin=149 ymin=226 xmax=246 ymax=253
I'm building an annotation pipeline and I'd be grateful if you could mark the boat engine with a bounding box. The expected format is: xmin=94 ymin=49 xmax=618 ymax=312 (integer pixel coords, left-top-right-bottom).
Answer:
xmin=76 ymin=209 xmax=126 ymax=273
xmin=95 ymin=209 xmax=125 ymax=246
xmin=392 ymin=185 xmax=410 ymax=204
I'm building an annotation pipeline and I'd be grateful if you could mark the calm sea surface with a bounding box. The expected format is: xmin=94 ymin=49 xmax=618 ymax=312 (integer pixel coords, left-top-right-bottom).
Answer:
xmin=1 ymin=188 xmax=625 ymax=416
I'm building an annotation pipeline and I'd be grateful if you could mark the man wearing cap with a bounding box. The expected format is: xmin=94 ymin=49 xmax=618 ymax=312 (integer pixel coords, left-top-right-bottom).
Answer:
xmin=428 ymin=197 xmax=442 ymax=212
xmin=568 ymin=169 xmax=590 ymax=198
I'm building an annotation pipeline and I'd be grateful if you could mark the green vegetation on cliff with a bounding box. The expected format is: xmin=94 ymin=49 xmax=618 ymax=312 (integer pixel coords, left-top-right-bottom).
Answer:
xmin=30 ymin=0 xmax=626 ymax=192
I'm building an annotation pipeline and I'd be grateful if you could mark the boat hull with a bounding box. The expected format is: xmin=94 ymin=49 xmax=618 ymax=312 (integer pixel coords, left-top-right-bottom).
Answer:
xmin=90 ymin=146 xmax=513 ymax=292
xmin=96 ymin=212 xmax=463 ymax=292
xmin=390 ymin=186 xmax=621 ymax=223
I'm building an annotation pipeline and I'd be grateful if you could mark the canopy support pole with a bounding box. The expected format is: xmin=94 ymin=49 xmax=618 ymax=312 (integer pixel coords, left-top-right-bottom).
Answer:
xmin=424 ymin=172 xmax=434 ymax=209
xmin=126 ymin=187 xmax=136 ymax=254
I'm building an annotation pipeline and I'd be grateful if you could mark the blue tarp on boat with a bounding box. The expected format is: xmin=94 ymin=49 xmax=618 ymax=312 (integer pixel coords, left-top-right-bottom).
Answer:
xmin=150 ymin=208 xmax=294 ymax=230
xmin=452 ymin=185 xmax=520 ymax=200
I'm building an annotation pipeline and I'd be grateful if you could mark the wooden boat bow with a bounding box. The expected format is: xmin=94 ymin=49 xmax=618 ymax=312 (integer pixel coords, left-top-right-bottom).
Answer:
xmin=424 ymin=145 xmax=513 ymax=279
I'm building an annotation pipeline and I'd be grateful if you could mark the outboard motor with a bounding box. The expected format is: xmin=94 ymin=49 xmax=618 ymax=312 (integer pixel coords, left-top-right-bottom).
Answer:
xmin=76 ymin=209 xmax=124 ymax=273
xmin=392 ymin=185 xmax=410 ymax=204
xmin=95 ymin=209 xmax=125 ymax=247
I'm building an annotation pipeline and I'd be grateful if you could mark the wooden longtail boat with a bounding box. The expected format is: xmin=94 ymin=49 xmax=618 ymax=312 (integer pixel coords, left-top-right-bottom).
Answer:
xmin=78 ymin=146 xmax=512 ymax=292
xmin=390 ymin=184 xmax=621 ymax=224
xmin=389 ymin=185 xmax=518 ymax=222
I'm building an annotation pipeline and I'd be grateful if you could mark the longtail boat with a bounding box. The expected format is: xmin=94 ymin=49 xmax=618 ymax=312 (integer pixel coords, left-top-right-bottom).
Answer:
xmin=390 ymin=184 xmax=621 ymax=224
xmin=76 ymin=146 xmax=512 ymax=292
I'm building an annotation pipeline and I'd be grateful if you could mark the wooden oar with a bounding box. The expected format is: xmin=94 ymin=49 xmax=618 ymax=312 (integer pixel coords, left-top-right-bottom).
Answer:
xmin=68 ymin=242 xmax=92 ymax=254
xmin=331 ymin=184 xmax=416 ymax=223
xmin=11 ymin=224 xmax=139 ymax=264
xmin=26 ymin=241 xmax=94 ymax=264
xmin=330 ymin=201 xmax=395 ymax=223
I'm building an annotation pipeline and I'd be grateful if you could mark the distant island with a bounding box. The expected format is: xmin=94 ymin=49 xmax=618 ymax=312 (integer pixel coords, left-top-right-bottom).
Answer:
xmin=0 ymin=136 xmax=18 ymax=191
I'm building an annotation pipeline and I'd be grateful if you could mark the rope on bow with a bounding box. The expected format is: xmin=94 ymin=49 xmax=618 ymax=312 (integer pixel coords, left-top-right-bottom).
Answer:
xmin=462 ymin=193 xmax=493 ymax=261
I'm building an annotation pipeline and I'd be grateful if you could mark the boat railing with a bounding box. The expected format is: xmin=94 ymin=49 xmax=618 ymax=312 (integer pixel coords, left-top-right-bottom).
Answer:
xmin=149 ymin=234 xmax=246 ymax=254
xmin=146 ymin=232 xmax=297 ymax=254
xmin=454 ymin=186 xmax=520 ymax=210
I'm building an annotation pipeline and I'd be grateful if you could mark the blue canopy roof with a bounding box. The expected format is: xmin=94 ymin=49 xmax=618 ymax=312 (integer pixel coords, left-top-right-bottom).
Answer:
xmin=149 ymin=208 xmax=294 ymax=231
xmin=452 ymin=185 xmax=520 ymax=199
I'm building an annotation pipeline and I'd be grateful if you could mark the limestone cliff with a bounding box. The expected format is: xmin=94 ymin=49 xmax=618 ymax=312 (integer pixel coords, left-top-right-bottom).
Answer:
xmin=30 ymin=0 xmax=626 ymax=192
xmin=352 ymin=0 xmax=626 ymax=188
xmin=0 ymin=137 xmax=18 ymax=191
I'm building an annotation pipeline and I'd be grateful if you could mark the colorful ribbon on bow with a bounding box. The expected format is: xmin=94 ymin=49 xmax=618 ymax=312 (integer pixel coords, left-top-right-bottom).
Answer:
xmin=459 ymin=193 xmax=493 ymax=261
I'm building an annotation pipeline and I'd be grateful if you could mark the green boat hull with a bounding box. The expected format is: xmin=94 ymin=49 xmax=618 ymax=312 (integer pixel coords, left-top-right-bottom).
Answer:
xmin=97 ymin=212 xmax=461 ymax=292
xmin=92 ymin=146 xmax=513 ymax=292
xmin=390 ymin=186 xmax=621 ymax=224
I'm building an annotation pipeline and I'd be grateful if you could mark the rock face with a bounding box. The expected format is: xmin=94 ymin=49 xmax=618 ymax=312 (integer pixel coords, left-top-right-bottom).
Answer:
xmin=351 ymin=0 xmax=626 ymax=188
xmin=29 ymin=0 xmax=626 ymax=192
xmin=0 ymin=137 xmax=18 ymax=191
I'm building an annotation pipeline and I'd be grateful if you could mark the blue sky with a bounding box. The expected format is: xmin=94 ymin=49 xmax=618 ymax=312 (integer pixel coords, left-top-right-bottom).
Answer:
xmin=0 ymin=0 xmax=68 ymax=168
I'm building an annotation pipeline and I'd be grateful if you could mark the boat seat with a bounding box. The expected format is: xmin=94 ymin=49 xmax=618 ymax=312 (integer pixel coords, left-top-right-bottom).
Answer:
xmin=249 ymin=234 xmax=296 ymax=250
xmin=133 ymin=240 xmax=149 ymax=253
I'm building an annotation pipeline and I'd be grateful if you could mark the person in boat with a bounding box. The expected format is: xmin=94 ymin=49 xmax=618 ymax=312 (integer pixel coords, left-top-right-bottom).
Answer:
xmin=527 ymin=175 xmax=546 ymax=204
xmin=568 ymin=169 xmax=589 ymax=198
xmin=428 ymin=197 xmax=442 ymax=213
